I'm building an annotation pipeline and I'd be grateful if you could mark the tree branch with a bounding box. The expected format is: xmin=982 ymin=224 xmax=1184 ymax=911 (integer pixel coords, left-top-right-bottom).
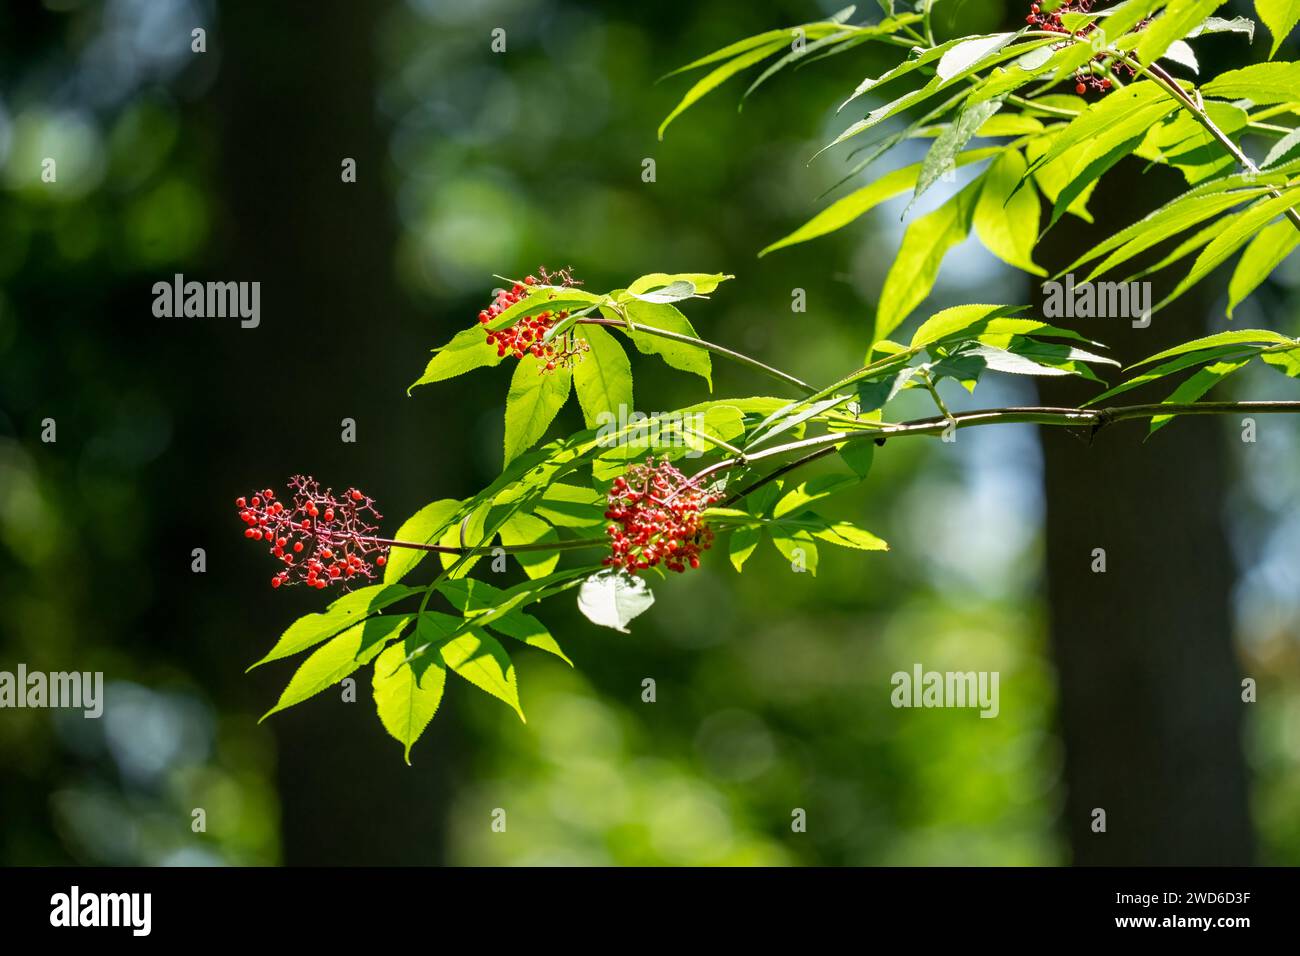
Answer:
xmin=710 ymin=401 xmax=1300 ymax=506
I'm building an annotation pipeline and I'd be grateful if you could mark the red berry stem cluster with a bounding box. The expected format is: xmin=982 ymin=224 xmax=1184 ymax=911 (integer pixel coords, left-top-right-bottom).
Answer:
xmin=480 ymin=266 xmax=590 ymax=372
xmin=1025 ymin=1 xmax=1148 ymax=95
xmin=603 ymin=457 xmax=721 ymax=574
xmin=236 ymin=476 xmax=389 ymax=590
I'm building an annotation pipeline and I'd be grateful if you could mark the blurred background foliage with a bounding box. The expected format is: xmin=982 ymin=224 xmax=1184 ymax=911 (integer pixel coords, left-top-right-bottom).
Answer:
xmin=0 ymin=0 xmax=1295 ymax=865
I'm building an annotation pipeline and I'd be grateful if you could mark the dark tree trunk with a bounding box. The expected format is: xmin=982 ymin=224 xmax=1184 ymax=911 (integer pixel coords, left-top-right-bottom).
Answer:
xmin=213 ymin=1 xmax=455 ymax=864
xmin=1036 ymin=163 xmax=1254 ymax=865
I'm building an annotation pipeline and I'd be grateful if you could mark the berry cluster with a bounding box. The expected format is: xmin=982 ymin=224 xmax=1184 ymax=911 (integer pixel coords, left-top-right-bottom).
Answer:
xmin=1025 ymin=1 xmax=1146 ymax=95
xmin=480 ymin=266 xmax=590 ymax=372
xmin=1025 ymin=0 xmax=1098 ymax=32
xmin=236 ymin=476 xmax=389 ymax=590
xmin=603 ymin=457 xmax=721 ymax=574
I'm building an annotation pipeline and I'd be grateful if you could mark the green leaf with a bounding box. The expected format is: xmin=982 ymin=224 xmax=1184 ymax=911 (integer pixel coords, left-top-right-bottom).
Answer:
xmin=774 ymin=473 xmax=862 ymax=519
xmin=811 ymin=521 xmax=889 ymax=551
xmin=622 ymin=300 xmax=713 ymax=387
xmin=950 ymin=342 xmax=1110 ymax=379
xmin=1157 ymin=190 xmax=1300 ymax=310
xmin=577 ymin=568 xmax=655 ymax=632
xmin=743 ymin=28 xmax=856 ymax=102
xmin=971 ymin=43 xmax=1089 ymax=102
xmin=1093 ymin=1 xmax=1176 ymax=36
xmin=627 ymin=280 xmax=697 ymax=304
xmin=434 ymin=567 xmax=599 ymax=641
xmin=1086 ymin=343 xmax=1266 ymax=405
xmin=573 ymin=324 xmax=633 ymax=428
xmin=498 ymin=511 xmax=561 ymax=579
xmin=438 ymin=500 xmax=489 ymax=573
xmin=664 ymin=31 xmax=801 ymax=78
xmin=744 ymin=482 xmax=783 ymax=519
xmin=840 ymin=36 xmax=969 ymax=111
xmin=534 ymin=482 xmax=606 ymax=527
xmin=746 ymin=394 xmax=852 ymax=450
xmin=1261 ymin=347 xmax=1300 ymax=376
xmin=263 ymin=614 xmax=412 ymax=721
xmin=438 ymin=627 xmax=526 ymax=722
xmin=1027 ymin=131 xmax=1100 ymax=224
xmin=828 ymin=40 xmax=1045 ymax=152
xmin=874 ymin=176 xmax=983 ymax=344
xmin=484 ymin=609 xmax=572 ymax=667
xmin=729 ymin=525 xmax=762 ymax=572
xmin=1137 ymin=0 xmax=1228 ymax=67
xmin=1046 ymin=132 xmax=1150 ymax=230
xmin=1162 ymin=39 xmax=1200 ymax=73
xmin=1030 ymin=82 xmax=1176 ymax=173
xmin=410 ymin=327 xmax=502 ymax=391
xmin=1149 ymin=357 xmax=1253 ymax=434
xmin=910 ymin=304 xmax=1032 ymax=348
xmin=975 ymin=114 xmax=1047 ymax=136
xmin=1130 ymin=329 xmax=1295 ymax=368
xmin=504 ymin=354 xmax=573 ymax=465
xmin=759 ymin=148 xmax=1000 ymax=256
xmin=659 ymin=39 xmax=789 ymax=139
xmin=249 ymin=584 xmax=419 ymax=670
xmin=1257 ymin=0 xmax=1300 ymax=56
xmin=485 ymin=288 xmax=600 ymax=332
xmin=1059 ymin=169 xmax=1284 ymax=278
xmin=1201 ymin=61 xmax=1300 ymax=102
xmin=1227 ymin=219 xmax=1300 ymax=316
xmin=373 ymin=626 xmax=447 ymax=764
xmin=1137 ymin=102 xmax=1248 ymax=186
xmin=769 ymin=527 xmax=819 ymax=575
xmin=1264 ymin=126 xmax=1300 ymax=167
xmin=626 ymin=273 xmax=732 ymax=296
xmin=911 ymin=98 xmax=1005 ymax=210
xmin=663 ymin=19 xmax=851 ymax=79
xmin=838 ymin=440 xmax=876 ymax=478
xmin=384 ymin=498 xmax=461 ymax=585
xmin=1074 ymin=186 xmax=1267 ymax=281
xmin=974 ymin=150 xmax=1046 ymax=274
xmin=936 ymin=33 xmax=1018 ymax=81
xmin=1188 ymin=16 xmax=1257 ymax=41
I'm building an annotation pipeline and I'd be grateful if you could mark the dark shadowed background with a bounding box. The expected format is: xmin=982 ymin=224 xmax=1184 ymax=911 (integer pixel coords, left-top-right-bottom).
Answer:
xmin=0 ymin=0 xmax=1296 ymax=865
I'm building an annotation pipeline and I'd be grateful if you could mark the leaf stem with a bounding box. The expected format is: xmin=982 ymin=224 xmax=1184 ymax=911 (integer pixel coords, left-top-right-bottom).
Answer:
xmin=576 ymin=316 xmax=817 ymax=394
xmin=918 ymin=367 xmax=956 ymax=427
